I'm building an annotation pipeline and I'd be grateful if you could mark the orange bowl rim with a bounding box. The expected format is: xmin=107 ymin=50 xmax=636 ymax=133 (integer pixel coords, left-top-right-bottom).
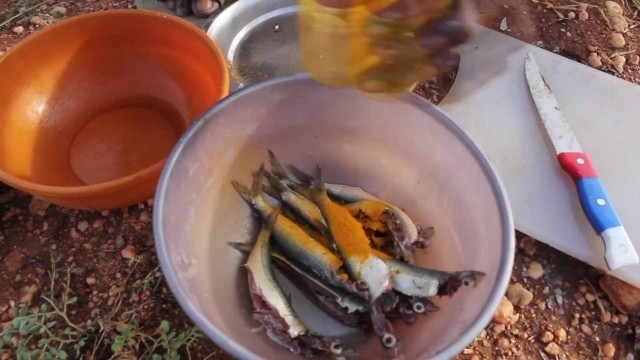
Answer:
xmin=0 ymin=8 xmax=230 ymax=197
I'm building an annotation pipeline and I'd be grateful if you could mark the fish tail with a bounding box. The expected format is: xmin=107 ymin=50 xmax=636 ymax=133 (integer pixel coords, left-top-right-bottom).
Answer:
xmin=267 ymin=150 xmax=291 ymax=180
xmin=308 ymin=165 xmax=327 ymax=203
xmin=250 ymin=165 xmax=267 ymax=200
xmin=228 ymin=242 xmax=253 ymax=254
xmin=263 ymin=169 xmax=288 ymax=193
xmin=231 ymin=180 xmax=252 ymax=204
xmin=286 ymin=164 xmax=315 ymax=185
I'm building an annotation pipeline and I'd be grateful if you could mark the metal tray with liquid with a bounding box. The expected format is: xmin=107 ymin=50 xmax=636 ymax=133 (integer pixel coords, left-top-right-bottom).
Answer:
xmin=206 ymin=0 xmax=303 ymax=92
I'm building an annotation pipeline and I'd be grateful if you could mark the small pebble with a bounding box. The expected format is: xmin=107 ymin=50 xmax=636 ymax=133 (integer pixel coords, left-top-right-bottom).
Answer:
xmin=77 ymin=220 xmax=89 ymax=232
xmin=601 ymin=310 xmax=612 ymax=323
xmin=606 ymin=1 xmax=623 ymax=15
xmin=526 ymin=261 xmax=544 ymax=279
xmin=86 ymin=277 xmax=97 ymax=286
xmin=30 ymin=16 xmax=42 ymax=26
xmin=471 ymin=356 xmax=480 ymax=360
xmin=585 ymin=293 xmax=596 ymax=302
xmin=579 ymin=285 xmax=588 ymax=293
xmin=4 ymin=247 xmax=26 ymax=272
xmin=602 ymin=343 xmax=616 ymax=358
xmin=496 ymin=338 xmax=509 ymax=349
xmin=492 ymin=324 xmax=506 ymax=335
xmin=581 ymin=324 xmax=593 ymax=335
xmin=71 ymin=228 xmax=80 ymax=239
xmin=499 ymin=18 xmax=508 ymax=31
xmin=115 ymin=235 xmax=125 ymax=249
xmin=462 ymin=349 xmax=473 ymax=355
xmin=544 ymin=342 xmax=562 ymax=355
xmin=587 ymin=45 xmax=597 ymax=52
xmin=611 ymin=314 xmax=619 ymax=323
xmin=506 ymin=283 xmax=534 ymax=306
xmin=609 ymin=32 xmax=626 ymax=48
xmin=493 ymin=296 xmax=515 ymax=324
xmin=540 ymin=331 xmax=554 ymax=343
xmin=51 ymin=6 xmax=67 ymax=16
xmin=618 ymin=313 xmax=628 ymax=324
xmin=626 ymin=354 xmax=635 ymax=360
xmin=568 ymin=11 xmax=576 ymax=19
xmin=610 ymin=14 xmax=629 ymax=32
xmin=12 ymin=26 xmax=24 ymax=34
xmin=554 ymin=327 xmax=567 ymax=343
xmin=537 ymin=301 xmax=546 ymax=310
xmin=121 ymin=245 xmax=137 ymax=260
xmin=588 ymin=52 xmax=602 ymax=68
xmin=613 ymin=55 xmax=626 ymax=73
xmin=630 ymin=55 xmax=640 ymax=65
xmin=576 ymin=295 xmax=586 ymax=305
xmin=579 ymin=10 xmax=589 ymax=21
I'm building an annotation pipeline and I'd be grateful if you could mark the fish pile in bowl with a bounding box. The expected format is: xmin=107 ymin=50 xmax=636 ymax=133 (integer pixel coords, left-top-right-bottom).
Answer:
xmin=228 ymin=150 xmax=485 ymax=359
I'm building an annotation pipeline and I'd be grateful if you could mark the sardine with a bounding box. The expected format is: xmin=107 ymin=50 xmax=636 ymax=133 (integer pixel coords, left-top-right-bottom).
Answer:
xmin=306 ymin=167 xmax=401 ymax=359
xmin=263 ymin=158 xmax=327 ymax=235
xmin=306 ymin=166 xmax=392 ymax=301
xmin=245 ymin=208 xmax=358 ymax=358
xmin=285 ymin=163 xmax=420 ymax=264
xmin=230 ymin=242 xmax=369 ymax=328
xmin=373 ymin=249 xmax=486 ymax=298
xmin=232 ymin=171 xmax=356 ymax=294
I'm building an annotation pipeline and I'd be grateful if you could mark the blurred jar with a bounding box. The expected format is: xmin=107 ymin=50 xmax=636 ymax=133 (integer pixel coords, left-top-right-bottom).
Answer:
xmin=298 ymin=0 xmax=459 ymax=94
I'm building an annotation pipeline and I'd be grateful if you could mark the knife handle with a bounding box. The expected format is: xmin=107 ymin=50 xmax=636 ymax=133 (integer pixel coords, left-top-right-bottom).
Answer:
xmin=557 ymin=152 xmax=639 ymax=270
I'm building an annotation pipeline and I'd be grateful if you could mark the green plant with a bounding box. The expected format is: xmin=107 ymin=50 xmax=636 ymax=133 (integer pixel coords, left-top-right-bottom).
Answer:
xmin=111 ymin=320 xmax=202 ymax=360
xmin=0 ymin=252 xmax=88 ymax=359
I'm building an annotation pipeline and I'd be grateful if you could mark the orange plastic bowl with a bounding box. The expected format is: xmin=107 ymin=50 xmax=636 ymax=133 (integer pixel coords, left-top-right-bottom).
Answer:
xmin=0 ymin=10 xmax=229 ymax=210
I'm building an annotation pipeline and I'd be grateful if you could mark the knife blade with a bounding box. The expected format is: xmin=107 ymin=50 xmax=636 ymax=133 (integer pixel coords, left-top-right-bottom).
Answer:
xmin=524 ymin=51 xmax=639 ymax=270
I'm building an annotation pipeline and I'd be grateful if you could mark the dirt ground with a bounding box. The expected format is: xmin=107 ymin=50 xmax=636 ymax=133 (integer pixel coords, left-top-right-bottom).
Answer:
xmin=1 ymin=0 xmax=640 ymax=359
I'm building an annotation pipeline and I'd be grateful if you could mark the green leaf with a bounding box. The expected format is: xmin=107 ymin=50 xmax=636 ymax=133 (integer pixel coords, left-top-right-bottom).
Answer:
xmin=16 ymin=348 xmax=29 ymax=360
xmin=111 ymin=337 xmax=125 ymax=352
xmin=12 ymin=317 xmax=23 ymax=328
xmin=40 ymin=304 xmax=48 ymax=312
xmin=67 ymin=297 xmax=78 ymax=305
xmin=39 ymin=326 xmax=47 ymax=334
xmin=159 ymin=320 xmax=170 ymax=334
xmin=151 ymin=354 xmax=162 ymax=360
xmin=121 ymin=325 xmax=133 ymax=338
xmin=58 ymin=349 xmax=68 ymax=359
xmin=3 ymin=331 xmax=14 ymax=341
xmin=63 ymin=327 xmax=72 ymax=335
xmin=18 ymin=307 xmax=29 ymax=317
xmin=46 ymin=321 xmax=56 ymax=328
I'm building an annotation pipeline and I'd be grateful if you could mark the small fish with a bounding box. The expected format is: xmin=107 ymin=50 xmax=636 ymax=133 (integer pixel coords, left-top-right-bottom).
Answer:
xmin=245 ymin=208 xmax=359 ymax=358
xmin=232 ymin=170 xmax=355 ymax=294
xmin=285 ymin=163 xmax=420 ymax=264
xmin=263 ymin=160 xmax=327 ymax=235
xmin=307 ymin=166 xmax=392 ymax=301
xmin=230 ymin=242 xmax=369 ymax=328
xmin=373 ymin=249 xmax=486 ymax=298
xmin=306 ymin=167 xmax=401 ymax=359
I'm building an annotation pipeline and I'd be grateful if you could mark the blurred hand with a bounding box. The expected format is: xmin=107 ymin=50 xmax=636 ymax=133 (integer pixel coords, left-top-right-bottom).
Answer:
xmin=377 ymin=0 xmax=477 ymax=66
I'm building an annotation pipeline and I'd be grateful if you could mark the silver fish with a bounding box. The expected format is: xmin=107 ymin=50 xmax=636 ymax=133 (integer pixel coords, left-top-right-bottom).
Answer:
xmin=284 ymin=163 xmax=421 ymax=264
xmin=232 ymin=171 xmax=357 ymax=295
xmin=263 ymin=159 xmax=328 ymax=235
xmin=379 ymin=254 xmax=486 ymax=298
xmin=245 ymin=208 xmax=358 ymax=358
xmin=230 ymin=241 xmax=369 ymax=328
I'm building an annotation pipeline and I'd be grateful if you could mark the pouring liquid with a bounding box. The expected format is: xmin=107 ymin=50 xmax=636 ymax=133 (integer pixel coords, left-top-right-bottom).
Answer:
xmin=298 ymin=0 xmax=453 ymax=94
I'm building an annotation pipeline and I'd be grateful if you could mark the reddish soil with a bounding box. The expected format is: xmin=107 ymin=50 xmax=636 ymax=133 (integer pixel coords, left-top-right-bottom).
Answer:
xmin=1 ymin=0 xmax=639 ymax=359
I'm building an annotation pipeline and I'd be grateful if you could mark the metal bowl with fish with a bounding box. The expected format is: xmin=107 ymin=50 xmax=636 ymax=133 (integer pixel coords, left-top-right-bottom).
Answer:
xmin=153 ymin=74 xmax=515 ymax=360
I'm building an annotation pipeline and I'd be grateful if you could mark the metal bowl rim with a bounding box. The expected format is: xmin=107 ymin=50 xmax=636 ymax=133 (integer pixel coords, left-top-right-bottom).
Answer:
xmin=153 ymin=73 xmax=515 ymax=360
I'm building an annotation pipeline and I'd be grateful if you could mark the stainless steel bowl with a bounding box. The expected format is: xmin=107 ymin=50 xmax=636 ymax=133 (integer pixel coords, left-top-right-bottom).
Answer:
xmin=154 ymin=74 xmax=514 ymax=360
xmin=206 ymin=0 xmax=301 ymax=91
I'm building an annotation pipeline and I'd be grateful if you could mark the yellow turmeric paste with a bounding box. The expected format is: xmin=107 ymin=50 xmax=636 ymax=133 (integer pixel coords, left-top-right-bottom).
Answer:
xmin=319 ymin=197 xmax=375 ymax=261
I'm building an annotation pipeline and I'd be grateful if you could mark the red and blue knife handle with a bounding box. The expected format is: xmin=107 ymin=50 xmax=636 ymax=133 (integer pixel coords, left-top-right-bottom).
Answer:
xmin=557 ymin=152 xmax=639 ymax=270
xmin=557 ymin=152 xmax=620 ymax=234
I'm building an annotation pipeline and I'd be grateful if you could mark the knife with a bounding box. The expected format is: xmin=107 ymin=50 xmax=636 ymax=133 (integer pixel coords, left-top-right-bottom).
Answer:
xmin=524 ymin=51 xmax=639 ymax=270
